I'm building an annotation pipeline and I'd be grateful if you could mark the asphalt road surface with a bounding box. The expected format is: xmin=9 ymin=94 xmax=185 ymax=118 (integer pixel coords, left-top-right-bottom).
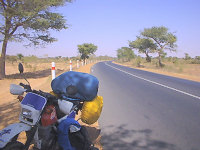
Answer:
xmin=91 ymin=61 xmax=200 ymax=150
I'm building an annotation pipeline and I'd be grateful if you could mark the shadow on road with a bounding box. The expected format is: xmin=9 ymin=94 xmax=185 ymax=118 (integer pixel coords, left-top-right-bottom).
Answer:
xmin=101 ymin=125 xmax=180 ymax=150
xmin=5 ymin=69 xmax=64 ymax=79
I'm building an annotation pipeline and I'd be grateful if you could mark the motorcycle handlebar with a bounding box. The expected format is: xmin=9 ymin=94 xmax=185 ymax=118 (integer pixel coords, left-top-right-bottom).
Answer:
xmin=19 ymin=83 xmax=58 ymax=103
xmin=19 ymin=83 xmax=32 ymax=92
xmin=32 ymin=90 xmax=59 ymax=105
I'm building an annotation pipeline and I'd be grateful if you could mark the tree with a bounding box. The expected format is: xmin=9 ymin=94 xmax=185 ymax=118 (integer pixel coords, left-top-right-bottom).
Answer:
xmin=184 ymin=53 xmax=191 ymax=60
xmin=195 ymin=56 xmax=200 ymax=60
xmin=141 ymin=26 xmax=177 ymax=67
xmin=194 ymin=56 xmax=200 ymax=64
xmin=78 ymin=43 xmax=97 ymax=63
xmin=117 ymin=47 xmax=135 ymax=62
xmin=129 ymin=37 xmax=156 ymax=62
xmin=0 ymin=0 xmax=72 ymax=79
xmin=17 ymin=53 xmax=24 ymax=61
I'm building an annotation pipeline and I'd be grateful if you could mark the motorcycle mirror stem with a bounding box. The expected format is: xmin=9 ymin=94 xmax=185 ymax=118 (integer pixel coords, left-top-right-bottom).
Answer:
xmin=18 ymin=63 xmax=30 ymax=85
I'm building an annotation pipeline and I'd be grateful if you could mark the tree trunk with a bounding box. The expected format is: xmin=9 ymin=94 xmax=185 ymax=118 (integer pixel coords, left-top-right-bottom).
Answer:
xmin=83 ymin=58 xmax=86 ymax=65
xmin=158 ymin=53 xmax=164 ymax=67
xmin=145 ymin=53 xmax=151 ymax=62
xmin=0 ymin=36 xmax=9 ymax=79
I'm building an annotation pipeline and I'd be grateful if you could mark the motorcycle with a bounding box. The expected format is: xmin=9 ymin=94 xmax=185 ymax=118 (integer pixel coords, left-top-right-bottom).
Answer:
xmin=0 ymin=63 xmax=98 ymax=150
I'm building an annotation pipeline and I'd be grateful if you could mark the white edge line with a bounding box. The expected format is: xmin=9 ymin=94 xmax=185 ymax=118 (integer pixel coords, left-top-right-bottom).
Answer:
xmin=105 ymin=62 xmax=200 ymax=100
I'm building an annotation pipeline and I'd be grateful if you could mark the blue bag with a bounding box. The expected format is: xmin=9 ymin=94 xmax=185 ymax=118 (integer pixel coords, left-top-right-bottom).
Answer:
xmin=58 ymin=118 xmax=81 ymax=150
xmin=51 ymin=71 xmax=99 ymax=101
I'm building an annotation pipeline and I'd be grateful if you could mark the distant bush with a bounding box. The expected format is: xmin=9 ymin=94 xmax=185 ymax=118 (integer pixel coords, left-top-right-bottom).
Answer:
xmin=17 ymin=53 xmax=24 ymax=61
xmin=136 ymin=56 xmax=142 ymax=67
xmin=195 ymin=56 xmax=200 ymax=60
xmin=190 ymin=56 xmax=200 ymax=64
xmin=6 ymin=55 xmax=17 ymax=64
xmin=172 ymin=57 xmax=178 ymax=65
xmin=184 ymin=53 xmax=191 ymax=60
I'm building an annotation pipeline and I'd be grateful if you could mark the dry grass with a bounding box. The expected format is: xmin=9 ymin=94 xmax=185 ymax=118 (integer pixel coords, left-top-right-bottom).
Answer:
xmin=115 ymin=59 xmax=200 ymax=82
xmin=5 ymin=61 xmax=78 ymax=75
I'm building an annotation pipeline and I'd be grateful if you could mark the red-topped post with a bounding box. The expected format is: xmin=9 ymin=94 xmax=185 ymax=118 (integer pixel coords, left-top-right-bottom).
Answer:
xmin=52 ymin=62 xmax=55 ymax=80
xmin=70 ymin=60 xmax=72 ymax=71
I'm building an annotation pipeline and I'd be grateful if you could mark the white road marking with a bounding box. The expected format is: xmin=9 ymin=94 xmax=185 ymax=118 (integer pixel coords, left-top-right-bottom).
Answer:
xmin=105 ymin=62 xmax=200 ymax=100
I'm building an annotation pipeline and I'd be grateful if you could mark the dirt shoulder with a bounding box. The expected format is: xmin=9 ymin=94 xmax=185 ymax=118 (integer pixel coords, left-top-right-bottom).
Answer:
xmin=114 ymin=61 xmax=200 ymax=82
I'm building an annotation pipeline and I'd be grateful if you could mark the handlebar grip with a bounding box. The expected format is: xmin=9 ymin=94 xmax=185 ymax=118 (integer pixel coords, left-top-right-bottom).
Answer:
xmin=19 ymin=83 xmax=26 ymax=87
xmin=32 ymin=90 xmax=58 ymax=104
xmin=19 ymin=83 xmax=32 ymax=92
xmin=19 ymin=83 xmax=58 ymax=104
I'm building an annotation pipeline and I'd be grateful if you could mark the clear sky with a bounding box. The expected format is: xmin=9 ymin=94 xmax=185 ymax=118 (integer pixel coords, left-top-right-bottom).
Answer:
xmin=4 ymin=0 xmax=200 ymax=58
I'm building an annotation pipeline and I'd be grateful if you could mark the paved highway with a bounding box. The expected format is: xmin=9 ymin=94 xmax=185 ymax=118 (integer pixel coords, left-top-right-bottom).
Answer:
xmin=91 ymin=61 xmax=200 ymax=150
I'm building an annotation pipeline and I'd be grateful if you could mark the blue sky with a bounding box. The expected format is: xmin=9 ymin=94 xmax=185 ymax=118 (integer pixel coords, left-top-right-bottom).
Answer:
xmin=5 ymin=0 xmax=200 ymax=57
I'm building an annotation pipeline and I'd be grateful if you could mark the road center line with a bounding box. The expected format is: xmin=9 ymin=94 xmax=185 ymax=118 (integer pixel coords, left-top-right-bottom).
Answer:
xmin=105 ymin=62 xmax=200 ymax=100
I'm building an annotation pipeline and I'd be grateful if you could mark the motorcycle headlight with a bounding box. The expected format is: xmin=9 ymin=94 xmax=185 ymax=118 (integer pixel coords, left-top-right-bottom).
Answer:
xmin=22 ymin=108 xmax=32 ymax=118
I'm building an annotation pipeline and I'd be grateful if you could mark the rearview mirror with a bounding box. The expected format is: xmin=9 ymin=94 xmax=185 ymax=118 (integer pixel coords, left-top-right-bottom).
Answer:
xmin=10 ymin=84 xmax=26 ymax=95
xmin=18 ymin=63 xmax=24 ymax=74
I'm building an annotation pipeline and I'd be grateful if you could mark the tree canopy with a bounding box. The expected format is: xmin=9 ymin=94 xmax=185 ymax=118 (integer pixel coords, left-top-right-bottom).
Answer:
xmin=0 ymin=0 xmax=72 ymax=78
xmin=117 ymin=47 xmax=135 ymax=62
xmin=78 ymin=43 xmax=97 ymax=62
xmin=184 ymin=53 xmax=191 ymax=60
xmin=141 ymin=26 xmax=177 ymax=67
xmin=17 ymin=53 xmax=24 ymax=61
xmin=129 ymin=37 xmax=156 ymax=62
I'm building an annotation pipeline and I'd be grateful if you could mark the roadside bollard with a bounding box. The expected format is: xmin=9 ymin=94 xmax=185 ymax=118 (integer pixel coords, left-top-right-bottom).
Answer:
xmin=70 ymin=60 xmax=72 ymax=71
xmin=77 ymin=60 xmax=79 ymax=68
xmin=52 ymin=62 xmax=55 ymax=80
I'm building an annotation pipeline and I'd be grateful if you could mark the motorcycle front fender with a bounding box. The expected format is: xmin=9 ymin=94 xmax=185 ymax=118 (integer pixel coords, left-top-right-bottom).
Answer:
xmin=0 ymin=122 xmax=31 ymax=148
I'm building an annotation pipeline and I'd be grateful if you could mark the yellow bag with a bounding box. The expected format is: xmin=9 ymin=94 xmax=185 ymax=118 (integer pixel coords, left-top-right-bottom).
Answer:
xmin=81 ymin=96 xmax=103 ymax=125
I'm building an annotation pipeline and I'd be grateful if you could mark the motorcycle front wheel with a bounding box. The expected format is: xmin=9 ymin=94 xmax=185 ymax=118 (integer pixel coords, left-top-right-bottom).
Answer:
xmin=3 ymin=141 xmax=24 ymax=150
